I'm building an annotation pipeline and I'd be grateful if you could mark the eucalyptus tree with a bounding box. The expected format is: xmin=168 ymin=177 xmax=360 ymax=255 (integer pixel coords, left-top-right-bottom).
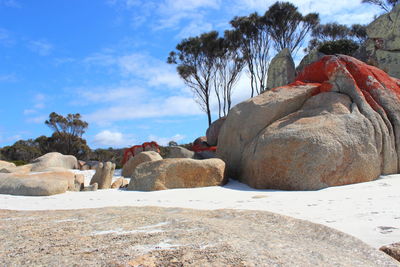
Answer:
xmin=214 ymin=30 xmax=245 ymax=117
xmin=230 ymin=13 xmax=271 ymax=96
xmin=306 ymin=23 xmax=367 ymax=55
xmin=263 ymin=1 xmax=319 ymax=54
xmin=168 ymin=31 xmax=221 ymax=126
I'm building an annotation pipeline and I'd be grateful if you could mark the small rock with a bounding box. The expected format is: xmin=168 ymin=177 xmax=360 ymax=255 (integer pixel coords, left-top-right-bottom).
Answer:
xmin=83 ymin=183 xmax=98 ymax=192
xmin=111 ymin=178 xmax=129 ymax=189
xmin=90 ymin=162 xmax=115 ymax=189
xmin=380 ymin=243 xmax=400 ymax=262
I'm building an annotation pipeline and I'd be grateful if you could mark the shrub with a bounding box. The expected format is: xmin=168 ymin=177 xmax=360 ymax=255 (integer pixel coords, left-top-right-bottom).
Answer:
xmin=318 ymin=39 xmax=359 ymax=56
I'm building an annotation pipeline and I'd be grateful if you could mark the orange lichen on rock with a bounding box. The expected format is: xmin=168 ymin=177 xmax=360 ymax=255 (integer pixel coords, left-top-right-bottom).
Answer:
xmin=122 ymin=141 xmax=160 ymax=165
xmin=295 ymin=55 xmax=400 ymax=112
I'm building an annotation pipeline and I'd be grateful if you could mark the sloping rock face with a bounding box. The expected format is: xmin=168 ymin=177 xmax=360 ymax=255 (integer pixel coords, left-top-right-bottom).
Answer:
xmin=364 ymin=4 xmax=400 ymax=78
xmin=0 ymin=160 xmax=16 ymax=169
xmin=30 ymin=152 xmax=78 ymax=172
xmin=266 ymin=48 xmax=296 ymax=90
xmin=127 ymin=158 xmax=226 ymax=191
xmin=206 ymin=117 xmax=226 ymax=146
xmin=296 ymin=49 xmax=325 ymax=74
xmin=217 ymin=55 xmax=400 ymax=190
xmin=122 ymin=151 xmax=163 ymax=177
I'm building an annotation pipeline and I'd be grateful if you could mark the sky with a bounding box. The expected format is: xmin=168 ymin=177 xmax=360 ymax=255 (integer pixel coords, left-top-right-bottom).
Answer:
xmin=0 ymin=0 xmax=382 ymax=148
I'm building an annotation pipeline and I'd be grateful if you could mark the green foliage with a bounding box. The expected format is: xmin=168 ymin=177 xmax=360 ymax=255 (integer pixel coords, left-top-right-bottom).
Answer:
xmin=11 ymin=160 xmax=27 ymax=166
xmin=168 ymin=31 xmax=222 ymax=126
xmin=0 ymin=139 xmax=41 ymax=162
xmin=318 ymin=39 xmax=359 ymax=56
xmin=306 ymin=23 xmax=367 ymax=54
xmin=90 ymin=148 xmax=124 ymax=168
xmin=43 ymin=112 xmax=90 ymax=159
xmin=230 ymin=12 xmax=270 ymax=95
xmin=264 ymin=2 xmax=319 ymax=54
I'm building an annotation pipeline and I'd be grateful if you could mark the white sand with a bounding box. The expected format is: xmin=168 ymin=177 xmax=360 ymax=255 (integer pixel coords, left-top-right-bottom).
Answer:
xmin=1 ymin=171 xmax=399 ymax=248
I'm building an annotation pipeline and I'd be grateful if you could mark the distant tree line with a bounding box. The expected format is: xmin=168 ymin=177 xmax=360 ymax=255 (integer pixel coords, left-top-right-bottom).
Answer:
xmin=168 ymin=0 xmax=395 ymax=126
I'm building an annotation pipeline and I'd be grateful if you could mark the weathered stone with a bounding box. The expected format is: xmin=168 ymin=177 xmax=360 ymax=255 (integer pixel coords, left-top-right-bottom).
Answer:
xmin=74 ymin=174 xmax=85 ymax=191
xmin=0 ymin=171 xmax=74 ymax=196
xmin=90 ymin=162 xmax=115 ymax=189
xmin=122 ymin=151 xmax=162 ymax=178
xmin=0 ymin=207 xmax=398 ymax=266
xmin=111 ymin=178 xmax=129 ymax=189
xmin=217 ymin=83 xmax=318 ymax=179
xmin=0 ymin=164 xmax=32 ymax=174
xmin=30 ymin=152 xmax=78 ymax=172
xmin=365 ymin=5 xmax=400 ymax=78
xmin=83 ymin=183 xmax=98 ymax=192
xmin=127 ymin=158 xmax=226 ymax=191
xmin=241 ymin=92 xmax=382 ymax=190
xmin=206 ymin=117 xmax=226 ymax=146
xmin=296 ymin=49 xmax=325 ymax=74
xmin=165 ymin=146 xmax=194 ymax=159
xmin=194 ymin=150 xmax=216 ymax=160
xmin=380 ymin=242 xmax=400 ymax=262
xmin=218 ymin=55 xmax=400 ymax=190
xmin=267 ymin=48 xmax=295 ymax=90
xmin=0 ymin=160 xmax=16 ymax=169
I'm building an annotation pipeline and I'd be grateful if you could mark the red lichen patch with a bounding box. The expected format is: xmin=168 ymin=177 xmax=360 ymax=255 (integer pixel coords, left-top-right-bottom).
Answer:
xmin=295 ymin=55 xmax=400 ymax=113
xmin=122 ymin=141 xmax=160 ymax=165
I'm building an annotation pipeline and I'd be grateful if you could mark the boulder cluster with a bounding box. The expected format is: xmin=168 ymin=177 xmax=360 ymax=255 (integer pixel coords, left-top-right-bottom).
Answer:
xmin=217 ymin=55 xmax=400 ymax=190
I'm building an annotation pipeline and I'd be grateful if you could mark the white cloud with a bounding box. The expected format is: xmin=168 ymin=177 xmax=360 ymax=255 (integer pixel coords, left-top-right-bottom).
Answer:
xmin=28 ymin=40 xmax=53 ymax=56
xmin=148 ymin=133 xmax=185 ymax=146
xmin=232 ymin=0 xmax=376 ymax=25
xmin=84 ymin=94 xmax=202 ymax=124
xmin=0 ymin=0 xmax=21 ymax=8
xmin=84 ymin=51 xmax=183 ymax=89
xmin=26 ymin=115 xmax=47 ymax=124
xmin=93 ymin=130 xmax=135 ymax=147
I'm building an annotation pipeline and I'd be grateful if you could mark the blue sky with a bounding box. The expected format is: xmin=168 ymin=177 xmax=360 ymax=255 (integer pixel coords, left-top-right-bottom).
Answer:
xmin=0 ymin=0 xmax=380 ymax=148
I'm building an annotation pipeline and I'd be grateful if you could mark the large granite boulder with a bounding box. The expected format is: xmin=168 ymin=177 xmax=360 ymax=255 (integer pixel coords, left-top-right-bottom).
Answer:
xmin=127 ymin=158 xmax=226 ymax=191
xmin=217 ymin=55 xmax=400 ymax=190
xmin=364 ymin=4 xmax=400 ymax=78
xmin=90 ymin=162 xmax=116 ymax=189
xmin=206 ymin=117 xmax=226 ymax=146
xmin=266 ymin=48 xmax=296 ymax=90
xmin=122 ymin=151 xmax=162 ymax=178
xmin=30 ymin=152 xmax=78 ymax=172
xmin=0 ymin=170 xmax=83 ymax=196
xmin=164 ymin=146 xmax=194 ymax=159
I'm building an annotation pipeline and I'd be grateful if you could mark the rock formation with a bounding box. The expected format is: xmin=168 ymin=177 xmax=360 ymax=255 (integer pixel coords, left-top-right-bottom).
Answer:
xmin=266 ymin=48 xmax=296 ymax=90
xmin=90 ymin=162 xmax=116 ymax=189
xmin=127 ymin=158 xmax=226 ymax=191
xmin=122 ymin=151 xmax=162 ymax=178
xmin=217 ymin=55 xmax=400 ymax=190
xmin=30 ymin=152 xmax=78 ymax=172
xmin=206 ymin=117 xmax=226 ymax=146
xmin=111 ymin=178 xmax=129 ymax=189
xmin=164 ymin=146 xmax=194 ymax=159
xmin=363 ymin=4 xmax=400 ymax=79
xmin=296 ymin=49 xmax=325 ymax=74
xmin=0 ymin=170 xmax=84 ymax=196
xmin=380 ymin=242 xmax=400 ymax=262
